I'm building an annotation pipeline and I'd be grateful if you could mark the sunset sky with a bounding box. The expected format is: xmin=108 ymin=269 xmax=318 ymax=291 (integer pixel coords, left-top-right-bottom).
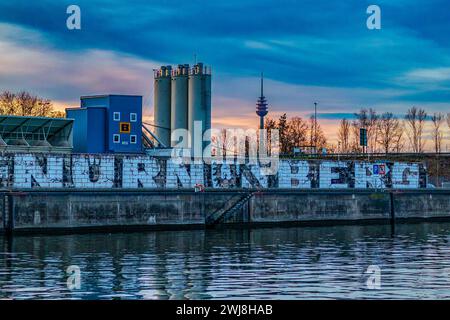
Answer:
xmin=0 ymin=0 xmax=450 ymax=145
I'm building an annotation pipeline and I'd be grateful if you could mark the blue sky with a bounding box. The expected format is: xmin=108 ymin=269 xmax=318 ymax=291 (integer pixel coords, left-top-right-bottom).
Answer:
xmin=0 ymin=0 xmax=449 ymax=140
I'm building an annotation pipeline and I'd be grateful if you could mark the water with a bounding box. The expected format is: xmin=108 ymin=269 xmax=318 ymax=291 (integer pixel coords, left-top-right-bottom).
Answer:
xmin=1 ymin=223 xmax=450 ymax=300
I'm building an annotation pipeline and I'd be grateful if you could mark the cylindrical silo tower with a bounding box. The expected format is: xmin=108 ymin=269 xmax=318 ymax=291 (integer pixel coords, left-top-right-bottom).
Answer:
xmin=204 ymin=66 xmax=212 ymax=140
xmin=188 ymin=63 xmax=212 ymax=158
xmin=170 ymin=64 xmax=189 ymax=147
xmin=153 ymin=65 xmax=172 ymax=147
xmin=203 ymin=66 xmax=212 ymax=159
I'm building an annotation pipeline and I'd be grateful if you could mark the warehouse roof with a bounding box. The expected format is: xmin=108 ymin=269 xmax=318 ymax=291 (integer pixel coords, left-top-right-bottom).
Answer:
xmin=0 ymin=115 xmax=73 ymax=153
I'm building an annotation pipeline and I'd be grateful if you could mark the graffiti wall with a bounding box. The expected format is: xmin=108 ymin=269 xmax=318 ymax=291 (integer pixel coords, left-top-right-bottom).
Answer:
xmin=0 ymin=154 xmax=427 ymax=189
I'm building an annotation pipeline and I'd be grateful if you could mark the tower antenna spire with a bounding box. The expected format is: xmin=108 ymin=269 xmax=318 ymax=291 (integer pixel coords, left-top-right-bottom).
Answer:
xmin=260 ymin=72 xmax=264 ymax=97
xmin=256 ymin=71 xmax=268 ymax=130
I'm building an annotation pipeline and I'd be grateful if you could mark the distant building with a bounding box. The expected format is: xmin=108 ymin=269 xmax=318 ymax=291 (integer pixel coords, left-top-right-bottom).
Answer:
xmin=66 ymin=95 xmax=142 ymax=154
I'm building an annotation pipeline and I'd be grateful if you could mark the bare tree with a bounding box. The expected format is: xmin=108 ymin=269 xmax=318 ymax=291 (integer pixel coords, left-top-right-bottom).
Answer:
xmin=263 ymin=115 xmax=309 ymax=155
xmin=337 ymin=118 xmax=351 ymax=153
xmin=0 ymin=90 xmax=59 ymax=117
xmin=377 ymin=112 xmax=403 ymax=154
xmin=49 ymin=110 xmax=65 ymax=118
xmin=278 ymin=113 xmax=289 ymax=154
xmin=264 ymin=117 xmax=277 ymax=133
xmin=354 ymin=108 xmax=379 ymax=153
xmin=285 ymin=116 xmax=308 ymax=153
xmin=445 ymin=113 xmax=450 ymax=151
xmin=431 ymin=112 xmax=444 ymax=153
xmin=393 ymin=126 xmax=405 ymax=153
xmin=308 ymin=115 xmax=327 ymax=152
xmin=16 ymin=91 xmax=36 ymax=116
xmin=0 ymin=91 xmax=16 ymax=114
xmin=264 ymin=117 xmax=277 ymax=141
xmin=261 ymin=117 xmax=277 ymax=154
xmin=405 ymin=107 xmax=427 ymax=153
xmin=350 ymin=120 xmax=362 ymax=153
xmin=367 ymin=109 xmax=380 ymax=153
xmin=218 ymin=128 xmax=235 ymax=157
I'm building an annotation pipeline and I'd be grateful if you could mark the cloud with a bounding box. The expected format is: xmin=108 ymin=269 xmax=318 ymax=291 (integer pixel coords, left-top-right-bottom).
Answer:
xmin=0 ymin=23 xmax=162 ymax=115
xmin=1 ymin=1 xmax=450 ymax=148
xmin=1 ymin=0 xmax=450 ymax=89
xmin=407 ymin=68 xmax=450 ymax=82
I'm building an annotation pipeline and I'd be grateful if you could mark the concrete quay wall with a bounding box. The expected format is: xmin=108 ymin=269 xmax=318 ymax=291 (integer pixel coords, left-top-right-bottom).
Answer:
xmin=1 ymin=189 xmax=450 ymax=234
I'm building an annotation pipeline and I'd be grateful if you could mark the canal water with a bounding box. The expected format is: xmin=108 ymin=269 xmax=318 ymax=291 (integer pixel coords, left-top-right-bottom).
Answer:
xmin=1 ymin=223 xmax=450 ymax=299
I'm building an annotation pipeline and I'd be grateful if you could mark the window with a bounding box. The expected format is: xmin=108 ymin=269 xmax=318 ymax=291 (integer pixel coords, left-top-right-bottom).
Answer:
xmin=113 ymin=112 xmax=120 ymax=121
xmin=130 ymin=135 xmax=137 ymax=144
xmin=113 ymin=134 xmax=120 ymax=143
xmin=130 ymin=113 xmax=137 ymax=122
xmin=120 ymin=122 xmax=131 ymax=133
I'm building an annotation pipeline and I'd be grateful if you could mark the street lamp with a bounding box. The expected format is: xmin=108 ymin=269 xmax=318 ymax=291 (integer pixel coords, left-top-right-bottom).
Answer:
xmin=314 ymin=102 xmax=318 ymax=154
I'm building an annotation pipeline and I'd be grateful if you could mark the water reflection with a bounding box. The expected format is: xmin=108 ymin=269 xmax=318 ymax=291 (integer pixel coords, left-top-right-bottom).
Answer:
xmin=1 ymin=223 xmax=450 ymax=299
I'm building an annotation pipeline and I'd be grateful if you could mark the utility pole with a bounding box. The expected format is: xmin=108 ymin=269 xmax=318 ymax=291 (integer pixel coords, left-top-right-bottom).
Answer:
xmin=338 ymin=142 xmax=341 ymax=161
xmin=314 ymin=102 xmax=318 ymax=154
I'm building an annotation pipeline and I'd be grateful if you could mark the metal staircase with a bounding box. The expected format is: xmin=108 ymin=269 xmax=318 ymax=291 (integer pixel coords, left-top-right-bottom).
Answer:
xmin=206 ymin=192 xmax=254 ymax=226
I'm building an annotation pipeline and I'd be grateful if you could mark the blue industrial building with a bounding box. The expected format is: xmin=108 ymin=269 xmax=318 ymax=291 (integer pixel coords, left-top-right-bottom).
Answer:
xmin=66 ymin=95 xmax=143 ymax=154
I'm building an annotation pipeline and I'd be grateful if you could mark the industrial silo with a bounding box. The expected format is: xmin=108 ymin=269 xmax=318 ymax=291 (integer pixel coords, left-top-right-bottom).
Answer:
xmin=188 ymin=63 xmax=212 ymax=158
xmin=153 ymin=66 xmax=171 ymax=147
xmin=170 ymin=64 xmax=189 ymax=147
xmin=204 ymin=67 xmax=212 ymax=137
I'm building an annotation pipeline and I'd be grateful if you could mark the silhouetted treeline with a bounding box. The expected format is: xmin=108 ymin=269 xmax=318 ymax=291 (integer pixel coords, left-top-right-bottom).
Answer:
xmin=337 ymin=107 xmax=448 ymax=154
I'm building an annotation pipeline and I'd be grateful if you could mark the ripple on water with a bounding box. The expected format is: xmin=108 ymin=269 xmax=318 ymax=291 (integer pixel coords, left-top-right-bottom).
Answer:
xmin=1 ymin=222 xmax=450 ymax=299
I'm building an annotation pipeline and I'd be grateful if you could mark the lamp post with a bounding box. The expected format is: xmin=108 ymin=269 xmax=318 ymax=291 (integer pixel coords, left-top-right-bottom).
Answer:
xmin=314 ymin=102 xmax=318 ymax=154
xmin=338 ymin=141 xmax=341 ymax=161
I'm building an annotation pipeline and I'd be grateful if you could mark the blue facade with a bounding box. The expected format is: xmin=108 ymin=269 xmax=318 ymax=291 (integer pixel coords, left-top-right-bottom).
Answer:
xmin=66 ymin=95 xmax=142 ymax=154
xmin=66 ymin=106 xmax=107 ymax=153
